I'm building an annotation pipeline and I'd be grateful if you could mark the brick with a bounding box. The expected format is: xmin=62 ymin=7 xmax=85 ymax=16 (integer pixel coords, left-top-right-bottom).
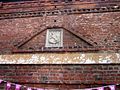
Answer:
xmin=0 ymin=64 xmax=119 ymax=89
xmin=0 ymin=1 xmax=119 ymax=54
xmin=0 ymin=0 xmax=119 ymax=89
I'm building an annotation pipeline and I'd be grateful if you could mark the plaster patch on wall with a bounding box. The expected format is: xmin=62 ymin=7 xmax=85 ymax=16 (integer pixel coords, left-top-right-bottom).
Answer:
xmin=0 ymin=53 xmax=119 ymax=64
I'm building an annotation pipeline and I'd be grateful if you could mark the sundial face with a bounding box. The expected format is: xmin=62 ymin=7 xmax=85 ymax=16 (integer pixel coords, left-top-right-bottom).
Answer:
xmin=45 ymin=29 xmax=63 ymax=47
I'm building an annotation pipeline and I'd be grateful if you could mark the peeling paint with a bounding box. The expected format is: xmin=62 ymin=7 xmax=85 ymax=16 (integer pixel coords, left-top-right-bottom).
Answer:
xmin=0 ymin=53 xmax=119 ymax=64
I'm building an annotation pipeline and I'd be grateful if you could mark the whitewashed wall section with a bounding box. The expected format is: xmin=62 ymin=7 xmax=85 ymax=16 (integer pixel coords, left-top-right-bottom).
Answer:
xmin=0 ymin=53 xmax=119 ymax=64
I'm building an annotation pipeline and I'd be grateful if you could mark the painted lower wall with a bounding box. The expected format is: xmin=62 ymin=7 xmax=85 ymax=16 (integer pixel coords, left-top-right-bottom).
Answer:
xmin=0 ymin=53 xmax=119 ymax=64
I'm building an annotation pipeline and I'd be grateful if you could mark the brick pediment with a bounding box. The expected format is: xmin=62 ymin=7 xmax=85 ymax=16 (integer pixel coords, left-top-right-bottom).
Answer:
xmin=13 ymin=27 xmax=94 ymax=53
xmin=0 ymin=4 xmax=119 ymax=54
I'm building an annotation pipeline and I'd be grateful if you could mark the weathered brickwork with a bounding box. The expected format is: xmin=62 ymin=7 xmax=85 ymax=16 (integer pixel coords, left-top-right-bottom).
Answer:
xmin=0 ymin=64 xmax=120 ymax=89
xmin=0 ymin=0 xmax=120 ymax=54
xmin=0 ymin=12 xmax=120 ymax=54
xmin=0 ymin=1 xmax=119 ymax=89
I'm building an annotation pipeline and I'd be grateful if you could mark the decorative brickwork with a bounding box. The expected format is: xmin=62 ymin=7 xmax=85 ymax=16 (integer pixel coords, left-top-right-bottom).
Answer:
xmin=0 ymin=12 xmax=120 ymax=54
xmin=0 ymin=0 xmax=120 ymax=54
xmin=0 ymin=6 xmax=120 ymax=20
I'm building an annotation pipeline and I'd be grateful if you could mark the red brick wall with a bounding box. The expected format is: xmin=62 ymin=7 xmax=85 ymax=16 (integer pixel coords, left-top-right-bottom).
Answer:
xmin=0 ymin=1 xmax=119 ymax=90
xmin=0 ymin=12 xmax=120 ymax=54
xmin=0 ymin=0 xmax=120 ymax=54
xmin=0 ymin=64 xmax=120 ymax=89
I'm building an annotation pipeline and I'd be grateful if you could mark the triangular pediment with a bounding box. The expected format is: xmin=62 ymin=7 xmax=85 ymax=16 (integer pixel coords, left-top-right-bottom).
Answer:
xmin=13 ymin=28 xmax=94 ymax=53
